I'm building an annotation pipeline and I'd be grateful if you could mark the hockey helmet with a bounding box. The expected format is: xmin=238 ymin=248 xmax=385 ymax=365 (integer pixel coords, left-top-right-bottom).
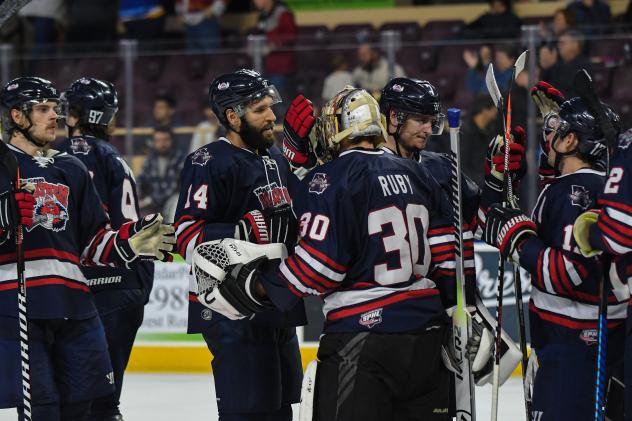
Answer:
xmin=542 ymin=97 xmax=619 ymax=164
xmin=314 ymin=86 xmax=387 ymax=160
xmin=208 ymin=69 xmax=281 ymax=128
xmin=379 ymin=77 xmax=445 ymax=135
xmin=63 ymin=77 xmax=118 ymax=127
xmin=0 ymin=77 xmax=60 ymax=138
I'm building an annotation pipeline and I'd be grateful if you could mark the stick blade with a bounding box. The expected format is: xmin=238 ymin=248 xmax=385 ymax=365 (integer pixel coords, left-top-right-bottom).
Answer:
xmin=573 ymin=69 xmax=595 ymax=104
xmin=485 ymin=63 xmax=502 ymax=108
xmin=514 ymin=50 xmax=528 ymax=79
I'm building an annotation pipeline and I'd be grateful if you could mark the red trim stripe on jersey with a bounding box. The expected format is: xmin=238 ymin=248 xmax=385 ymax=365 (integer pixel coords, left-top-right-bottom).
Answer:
xmin=177 ymin=220 xmax=205 ymax=257
xmin=598 ymin=214 xmax=632 ymax=249
xmin=299 ymin=240 xmax=347 ymax=273
xmin=285 ymin=256 xmax=328 ymax=293
xmin=0 ymin=276 xmax=89 ymax=292
xmin=0 ymin=248 xmax=80 ymax=265
xmin=326 ymin=288 xmax=439 ymax=321
xmin=529 ymin=301 xmax=624 ymax=329
xmin=598 ymin=199 xmax=632 ymax=216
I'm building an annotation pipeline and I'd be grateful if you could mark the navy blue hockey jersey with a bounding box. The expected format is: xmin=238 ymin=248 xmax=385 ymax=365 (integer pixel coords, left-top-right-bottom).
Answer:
xmin=58 ymin=135 xmax=154 ymax=313
xmin=261 ymin=148 xmax=451 ymax=333
xmin=519 ymin=168 xmax=628 ymax=348
xmin=0 ymin=144 xmax=133 ymax=320
xmin=174 ymin=138 xmax=306 ymax=332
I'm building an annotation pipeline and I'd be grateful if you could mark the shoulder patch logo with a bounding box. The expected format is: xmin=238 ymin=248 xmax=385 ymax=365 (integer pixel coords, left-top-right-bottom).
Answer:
xmin=192 ymin=148 xmax=213 ymax=166
xmin=569 ymin=185 xmax=591 ymax=209
xmin=579 ymin=329 xmax=598 ymax=346
xmin=70 ymin=138 xmax=91 ymax=155
xmin=359 ymin=308 xmax=383 ymax=328
xmin=26 ymin=177 xmax=70 ymax=232
xmin=308 ymin=173 xmax=330 ymax=195
xmin=618 ymin=128 xmax=632 ymax=150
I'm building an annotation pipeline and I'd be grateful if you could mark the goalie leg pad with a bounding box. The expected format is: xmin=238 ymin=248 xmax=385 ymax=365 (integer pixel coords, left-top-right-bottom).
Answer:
xmin=299 ymin=360 xmax=318 ymax=421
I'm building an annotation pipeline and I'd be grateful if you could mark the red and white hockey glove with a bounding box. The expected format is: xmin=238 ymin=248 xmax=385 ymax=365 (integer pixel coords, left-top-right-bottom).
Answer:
xmin=283 ymin=95 xmax=317 ymax=174
xmin=0 ymin=186 xmax=35 ymax=230
xmin=484 ymin=126 xmax=526 ymax=191
xmin=481 ymin=203 xmax=536 ymax=260
xmin=235 ymin=204 xmax=297 ymax=249
xmin=116 ymin=213 xmax=176 ymax=263
xmin=530 ymin=80 xmax=565 ymax=118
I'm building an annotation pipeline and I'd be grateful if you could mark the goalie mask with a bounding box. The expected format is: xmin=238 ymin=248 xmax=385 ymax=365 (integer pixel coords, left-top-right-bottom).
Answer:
xmin=314 ymin=87 xmax=387 ymax=161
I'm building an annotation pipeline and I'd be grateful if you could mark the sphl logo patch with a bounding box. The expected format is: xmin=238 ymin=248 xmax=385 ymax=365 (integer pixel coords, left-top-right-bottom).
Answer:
xmin=308 ymin=173 xmax=330 ymax=195
xmin=192 ymin=147 xmax=213 ymax=166
xmin=569 ymin=185 xmax=591 ymax=209
xmin=359 ymin=308 xmax=383 ymax=328
xmin=579 ymin=329 xmax=598 ymax=346
xmin=618 ymin=128 xmax=632 ymax=150
xmin=26 ymin=177 xmax=70 ymax=232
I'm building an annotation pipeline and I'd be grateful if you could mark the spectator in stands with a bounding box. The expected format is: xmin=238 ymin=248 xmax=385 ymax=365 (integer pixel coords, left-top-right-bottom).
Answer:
xmin=18 ymin=0 xmax=65 ymax=63
xmin=189 ymin=100 xmax=221 ymax=153
xmin=352 ymin=43 xmax=406 ymax=95
xmin=321 ymin=54 xmax=353 ymax=104
xmin=253 ymin=0 xmax=297 ymax=101
xmin=66 ymin=0 xmax=118 ymax=52
xmin=138 ymin=126 xmax=186 ymax=222
xmin=540 ymin=8 xmax=576 ymax=42
xmin=460 ymin=95 xmax=498 ymax=188
xmin=119 ymin=0 xmax=166 ymax=47
xmin=567 ymin=0 xmax=611 ymax=35
xmin=176 ymin=0 xmax=229 ymax=52
xmin=461 ymin=0 xmax=523 ymax=40
xmin=540 ymin=29 xmax=591 ymax=98
xmin=464 ymin=44 xmax=515 ymax=95
xmin=148 ymin=91 xmax=190 ymax=152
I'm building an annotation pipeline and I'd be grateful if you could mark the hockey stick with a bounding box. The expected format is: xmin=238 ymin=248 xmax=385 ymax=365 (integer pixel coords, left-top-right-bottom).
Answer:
xmin=448 ymin=108 xmax=476 ymax=421
xmin=0 ymin=0 xmax=32 ymax=28
xmin=0 ymin=143 xmax=31 ymax=420
xmin=573 ymin=68 xmax=617 ymax=421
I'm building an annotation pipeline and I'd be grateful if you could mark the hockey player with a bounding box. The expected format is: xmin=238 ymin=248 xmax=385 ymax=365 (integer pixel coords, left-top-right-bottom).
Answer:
xmin=572 ymin=127 xmax=632 ymax=420
xmin=480 ymin=96 xmax=628 ymax=421
xmin=173 ymin=69 xmax=305 ymax=421
xmin=195 ymin=86 xmax=458 ymax=420
xmin=0 ymin=76 xmax=175 ymax=421
xmin=56 ymin=77 xmax=154 ymax=421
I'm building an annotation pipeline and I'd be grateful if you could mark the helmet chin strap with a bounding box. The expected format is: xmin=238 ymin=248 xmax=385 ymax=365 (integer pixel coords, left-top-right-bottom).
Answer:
xmin=16 ymin=118 xmax=47 ymax=148
xmin=388 ymin=111 xmax=417 ymax=159
xmin=551 ymin=134 xmax=576 ymax=176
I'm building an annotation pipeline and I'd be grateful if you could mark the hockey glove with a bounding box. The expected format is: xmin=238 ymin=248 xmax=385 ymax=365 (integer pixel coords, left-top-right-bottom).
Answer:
xmin=0 ymin=186 xmax=36 ymax=231
xmin=482 ymin=204 xmax=536 ymax=260
xmin=235 ymin=204 xmax=297 ymax=250
xmin=484 ymin=127 xmax=526 ymax=192
xmin=530 ymin=80 xmax=565 ymax=118
xmin=573 ymin=209 xmax=601 ymax=257
xmin=116 ymin=213 xmax=176 ymax=263
xmin=283 ymin=95 xmax=317 ymax=177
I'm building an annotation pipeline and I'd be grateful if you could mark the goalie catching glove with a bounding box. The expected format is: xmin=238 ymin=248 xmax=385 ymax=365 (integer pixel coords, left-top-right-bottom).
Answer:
xmin=115 ymin=213 xmax=176 ymax=264
xmin=192 ymin=238 xmax=288 ymax=320
xmin=235 ymin=204 xmax=297 ymax=249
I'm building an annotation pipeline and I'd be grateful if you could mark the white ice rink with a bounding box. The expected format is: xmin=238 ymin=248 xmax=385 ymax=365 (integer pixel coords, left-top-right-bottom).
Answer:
xmin=0 ymin=374 xmax=527 ymax=420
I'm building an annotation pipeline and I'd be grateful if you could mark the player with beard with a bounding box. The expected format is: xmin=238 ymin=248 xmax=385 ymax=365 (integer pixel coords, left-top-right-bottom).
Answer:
xmin=173 ymin=69 xmax=305 ymax=421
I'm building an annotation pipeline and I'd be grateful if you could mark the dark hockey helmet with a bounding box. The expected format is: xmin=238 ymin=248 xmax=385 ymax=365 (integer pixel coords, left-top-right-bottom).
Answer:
xmin=208 ymin=69 xmax=282 ymax=128
xmin=544 ymin=97 xmax=619 ymax=163
xmin=0 ymin=76 xmax=60 ymax=136
xmin=379 ymin=77 xmax=445 ymax=135
xmin=63 ymin=77 xmax=118 ymax=127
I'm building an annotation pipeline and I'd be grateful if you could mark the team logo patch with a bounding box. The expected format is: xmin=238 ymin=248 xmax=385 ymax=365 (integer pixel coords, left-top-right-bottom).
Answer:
xmin=618 ymin=129 xmax=632 ymax=150
xmin=579 ymin=329 xmax=598 ymax=346
xmin=192 ymin=147 xmax=213 ymax=166
xmin=69 ymin=138 xmax=91 ymax=155
xmin=201 ymin=308 xmax=213 ymax=320
xmin=254 ymin=182 xmax=290 ymax=208
xmin=308 ymin=173 xmax=330 ymax=195
xmin=392 ymin=84 xmax=404 ymax=93
xmin=26 ymin=177 xmax=70 ymax=232
xmin=569 ymin=185 xmax=591 ymax=209
xmin=359 ymin=308 xmax=383 ymax=328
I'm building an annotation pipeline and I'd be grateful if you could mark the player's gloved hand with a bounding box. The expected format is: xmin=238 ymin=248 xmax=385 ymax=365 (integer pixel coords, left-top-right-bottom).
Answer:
xmin=530 ymin=80 xmax=565 ymax=118
xmin=573 ymin=209 xmax=601 ymax=257
xmin=116 ymin=214 xmax=176 ymax=263
xmin=485 ymin=126 xmax=527 ymax=183
xmin=0 ymin=183 xmax=36 ymax=231
xmin=283 ymin=95 xmax=317 ymax=175
xmin=200 ymin=256 xmax=272 ymax=320
xmin=481 ymin=203 xmax=537 ymax=260
xmin=235 ymin=204 xmax=297 ymax=249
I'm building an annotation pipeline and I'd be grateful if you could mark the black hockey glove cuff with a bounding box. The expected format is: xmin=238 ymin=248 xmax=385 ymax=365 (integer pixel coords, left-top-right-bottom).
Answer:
xmin=482 ymin=204 xmax=536 ymax=259
xmin=217 ymin=256 xmax=272 ymax=318
xmin=235 ymin=205 xmax=297 ymax=250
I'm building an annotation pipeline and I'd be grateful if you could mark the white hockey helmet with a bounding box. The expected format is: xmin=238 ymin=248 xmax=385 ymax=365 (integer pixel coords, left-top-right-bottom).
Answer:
xmin=314 ymin=86 xmax=386 ymax=160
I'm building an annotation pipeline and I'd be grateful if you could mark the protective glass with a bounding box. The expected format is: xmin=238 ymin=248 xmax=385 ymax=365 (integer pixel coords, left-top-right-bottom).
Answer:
xmin=233 ymin=85 xmax=282 ymax=117
xmin=406 ymin=112 xmax=445 ymax=135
